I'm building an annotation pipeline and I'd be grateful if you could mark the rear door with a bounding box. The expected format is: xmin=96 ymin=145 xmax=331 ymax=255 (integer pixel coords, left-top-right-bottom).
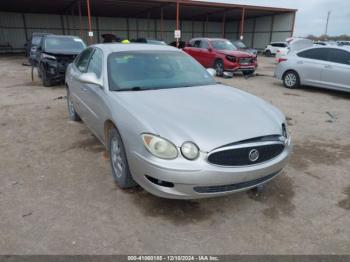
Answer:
xmin=184 ymin=40 xmax=206 ymax=66
xmin=321 ymin=48 xmax=350 ymax=91
xmin=82 ymin=48 xmax=107 ymax=140
xmin=296 ymin=48 xmax=329 ymax=86
xmin=199 ymin=40 xmax=216 ymax=67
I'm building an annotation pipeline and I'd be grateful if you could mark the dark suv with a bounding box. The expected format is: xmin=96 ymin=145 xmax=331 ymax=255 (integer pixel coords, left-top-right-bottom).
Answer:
xmin=36 ymin=35 xmax=86 ymax=86
xmin=25 ymin=32 xmax=51 ymax=65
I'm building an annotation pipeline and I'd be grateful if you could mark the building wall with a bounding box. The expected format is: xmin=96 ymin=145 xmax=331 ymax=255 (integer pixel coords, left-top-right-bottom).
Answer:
xmin=0 ymin=11 xmax=294 ymax=52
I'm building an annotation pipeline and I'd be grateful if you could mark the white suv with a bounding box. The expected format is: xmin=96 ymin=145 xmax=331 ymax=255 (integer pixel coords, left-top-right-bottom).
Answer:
xmin=264 ymin=42 xmax=288 ymax=56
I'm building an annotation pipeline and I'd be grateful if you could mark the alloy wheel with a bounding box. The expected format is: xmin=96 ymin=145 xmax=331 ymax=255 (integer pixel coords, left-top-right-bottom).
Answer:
xmin=111 ymin=137 xmax=124 ymax=178
xmin=285 ymin=73 xmax=297 ymax=87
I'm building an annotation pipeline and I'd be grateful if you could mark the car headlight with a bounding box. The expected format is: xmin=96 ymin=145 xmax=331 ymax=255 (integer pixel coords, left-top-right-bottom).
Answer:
xmin=41 ymin=53 xmax=56 ymax=60
xmin=226 ymin=55 xmax=236 ymax=62
xmin=181 ymin=142 xmax=199 ymax=160
xmin=141 ymin=134 xmax=178 ymax=159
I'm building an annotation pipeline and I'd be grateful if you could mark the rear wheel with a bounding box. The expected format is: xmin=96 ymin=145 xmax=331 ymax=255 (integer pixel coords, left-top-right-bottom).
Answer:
xmin=109 ymin=127 xmax=137 ymax=188
xmin=265 ymin=50 xmax=272 ymax=57
xmin=283 ymin=70 xmax=300 ymax=89
xmin=214 ymin=59 xmax=224 ymax=77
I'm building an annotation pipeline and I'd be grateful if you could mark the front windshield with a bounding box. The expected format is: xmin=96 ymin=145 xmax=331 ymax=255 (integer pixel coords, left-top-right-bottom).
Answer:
xmin=211 ymin=40 xmax=237 ymax=51
xmin=44 ymin=37 xmax=86 ymax=53
xmin=108 ymin=51 xmax=216 ymax=91
xmin=233 ymin=40 xmax=246 ymax=48
xmin=32 ymin=36 xmax=43 ymax=46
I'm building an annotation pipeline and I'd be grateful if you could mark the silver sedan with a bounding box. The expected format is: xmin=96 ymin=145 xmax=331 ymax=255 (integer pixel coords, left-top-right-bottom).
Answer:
xmin=65 ymin=43 xmax=292 ymax=199
xmin=275 ymin=46 xmax=350 ymax=92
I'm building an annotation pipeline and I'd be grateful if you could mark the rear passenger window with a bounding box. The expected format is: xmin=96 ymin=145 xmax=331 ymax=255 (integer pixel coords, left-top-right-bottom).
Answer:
xmin=297 ymin=48 xmax=329 ymax=61
xmin=200 ymin=40 xmax=209 ymax=49
xmin=327 ymin=49 xmax=350 ymax=65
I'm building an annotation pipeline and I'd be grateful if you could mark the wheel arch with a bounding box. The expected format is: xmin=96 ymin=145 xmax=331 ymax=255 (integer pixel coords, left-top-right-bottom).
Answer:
xmin=282 ymin=69 xmax=300 ymax=81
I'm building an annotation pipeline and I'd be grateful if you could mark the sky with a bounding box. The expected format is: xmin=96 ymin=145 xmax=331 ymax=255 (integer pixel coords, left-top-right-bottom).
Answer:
xmin=198 ymin=0 xmax=350 ymax=36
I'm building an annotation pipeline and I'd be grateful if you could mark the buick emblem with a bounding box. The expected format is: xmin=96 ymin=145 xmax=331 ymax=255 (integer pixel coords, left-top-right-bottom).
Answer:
xmin=248 ymin=149 xmax=259 ymax=162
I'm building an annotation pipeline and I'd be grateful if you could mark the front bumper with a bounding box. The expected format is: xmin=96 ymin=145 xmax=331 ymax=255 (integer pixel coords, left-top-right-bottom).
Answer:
xmin=224 ymin=61 xmax=257 ymax=73
xmin=128 ymin=138 xmax=292 ymax=199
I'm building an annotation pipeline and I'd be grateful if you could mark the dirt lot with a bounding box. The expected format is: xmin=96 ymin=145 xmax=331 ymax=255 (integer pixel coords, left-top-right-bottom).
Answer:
xmin=0 ymin=55 xmax=349 ymax=255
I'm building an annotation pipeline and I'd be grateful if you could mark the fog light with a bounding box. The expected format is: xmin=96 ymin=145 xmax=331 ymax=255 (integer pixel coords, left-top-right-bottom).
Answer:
xmin=181 ymin=142 xmax=199 ymax=160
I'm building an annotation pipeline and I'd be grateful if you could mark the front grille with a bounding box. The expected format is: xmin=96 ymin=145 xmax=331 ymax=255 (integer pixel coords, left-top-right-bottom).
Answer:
xmin=193 ymin=171 xmax=280 ymax=193
xmin=239 ymin=58 xmax=253 ymax=64
xmin=208 ymin=143 xmax=284 ymax=166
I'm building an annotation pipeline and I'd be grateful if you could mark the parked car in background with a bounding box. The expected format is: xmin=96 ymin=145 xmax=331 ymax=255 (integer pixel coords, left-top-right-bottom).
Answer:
xmin=25 ymin=32 xmax=51 ymax=65
xmin=183 ymin=38 xmax=257 ymax=76
xmin=231 ymin=40 xmax=258 ymax=56
xmin=169 ymin=40 xmax=186 ymax=49
xmin=264 ymin=42 xmax=288 ymax=56
xmin=275 ymin=46 xmax=350 ymax=92
xmin=337 ymin=41 xmax=350 ymax=46
xmin=314 ymin=41 xmax=337 ymax=46
xmin=275 ymin=47 xmax=289 ymax=62
xmin=131 ymin=38 xmax=167 ymax=45
xmin=65 ymin=43 xmax=291 ymax=199
xmin=275 ymin=38 xmax=313 ymax=63
xmin=37 ymin=35 xmax=86 ymax=86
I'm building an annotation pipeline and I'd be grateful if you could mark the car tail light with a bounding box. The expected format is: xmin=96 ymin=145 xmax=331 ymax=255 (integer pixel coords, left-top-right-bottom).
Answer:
xmin=277 ymin=58 xmax=287 ymax=63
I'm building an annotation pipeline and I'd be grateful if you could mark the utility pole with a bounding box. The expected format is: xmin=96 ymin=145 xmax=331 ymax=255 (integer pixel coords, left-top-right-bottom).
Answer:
xmin=325 ymin=11 xmax=331 ymax=38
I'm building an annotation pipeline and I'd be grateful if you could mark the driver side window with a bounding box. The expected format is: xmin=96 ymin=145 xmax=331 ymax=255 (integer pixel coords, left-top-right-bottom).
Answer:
xmin=75 ymin=48 xmax=93 ymax=73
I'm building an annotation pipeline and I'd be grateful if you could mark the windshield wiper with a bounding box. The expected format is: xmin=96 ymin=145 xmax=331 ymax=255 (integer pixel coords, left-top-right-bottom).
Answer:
xmin=116 ymin=87 xmax=159 ymax=92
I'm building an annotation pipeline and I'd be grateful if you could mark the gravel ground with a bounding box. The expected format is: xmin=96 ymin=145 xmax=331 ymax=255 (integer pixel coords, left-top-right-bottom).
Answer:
xmin=0 ymin=55 xmax=349 ymax=255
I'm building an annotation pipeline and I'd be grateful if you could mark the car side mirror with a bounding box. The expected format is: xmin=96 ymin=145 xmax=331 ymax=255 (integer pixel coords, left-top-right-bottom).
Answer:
xmin=208 ymin=47 xmax=213 ymax=52
xmin=206 ymin=68 xmax=216 ymax=77
xmin=78 ymin=72 xmax=103 ymax=88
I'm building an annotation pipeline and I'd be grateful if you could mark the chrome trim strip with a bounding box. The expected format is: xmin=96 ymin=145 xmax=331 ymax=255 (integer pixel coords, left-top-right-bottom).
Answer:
xmin=208 ymin=140 xmax=285 ymax=157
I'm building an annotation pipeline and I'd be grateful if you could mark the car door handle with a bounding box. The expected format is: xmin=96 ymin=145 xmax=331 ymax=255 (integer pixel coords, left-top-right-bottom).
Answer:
xmin=324 ymin=65 xmax=332 ymax=69
xmin=80 ymin=87 xmax=88 ymax=92
xmin=297 ymin=61 xmax=303 ymax=64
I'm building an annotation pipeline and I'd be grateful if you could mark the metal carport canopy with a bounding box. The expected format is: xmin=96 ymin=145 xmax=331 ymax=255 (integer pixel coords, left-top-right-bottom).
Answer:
xmin=0 ymin=0 xmax=296 ymax=21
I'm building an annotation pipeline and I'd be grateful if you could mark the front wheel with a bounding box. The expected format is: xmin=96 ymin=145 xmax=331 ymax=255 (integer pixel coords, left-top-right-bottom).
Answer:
xmin=214 ymin=60 xmax=224 ymax=77
xmin=67 ymin=88 xmax=81 ymax=121
xmin=40 ymin=65 xmax=53 ymax=87
xmin=283 ymin=70 xmax=300 ymax=89
xmin=109 ymin=127 xmax=137 ymax=188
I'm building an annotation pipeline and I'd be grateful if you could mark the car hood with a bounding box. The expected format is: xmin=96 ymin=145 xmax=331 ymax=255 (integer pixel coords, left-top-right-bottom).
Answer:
xmin=113 ymin=85 xmax=285 ymax=152
xmin=217 ymin=50 xmax=253 ymax=58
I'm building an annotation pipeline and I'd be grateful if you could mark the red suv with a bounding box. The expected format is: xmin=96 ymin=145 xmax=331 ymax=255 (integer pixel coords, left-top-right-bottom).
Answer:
xmin=183 ymin=38 xmax=257 ymax=76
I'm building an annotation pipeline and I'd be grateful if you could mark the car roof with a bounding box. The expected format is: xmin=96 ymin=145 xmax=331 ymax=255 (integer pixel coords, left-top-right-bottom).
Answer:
xmin=44 ymin=35 xmax=82 ymax=39
xmin=190 ymin=37 xmax=227 ymax=41
xmin=295 ymin=45 xmax=350 ymax=53
xmin=93 ymin=43 xmax=179 ymax=53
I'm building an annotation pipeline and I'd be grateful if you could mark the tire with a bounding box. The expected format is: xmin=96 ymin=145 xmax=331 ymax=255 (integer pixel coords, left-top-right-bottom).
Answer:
xmin=40 ymin=65 xmax=53 ymax=87
xmin=265 ymin=50 xmax=271 ymax=57
xmin=242 ymin=70 xmax=255 ymax=76
xmin=67 ymin=88 xmax=81 ymax=121
xmin=109 ymin=127 xmax=137 ymax=188
xmin=214 ymin=59 xmax=224 ymax=77
xmin=283 ymin=70 xmax=300 ymax=89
